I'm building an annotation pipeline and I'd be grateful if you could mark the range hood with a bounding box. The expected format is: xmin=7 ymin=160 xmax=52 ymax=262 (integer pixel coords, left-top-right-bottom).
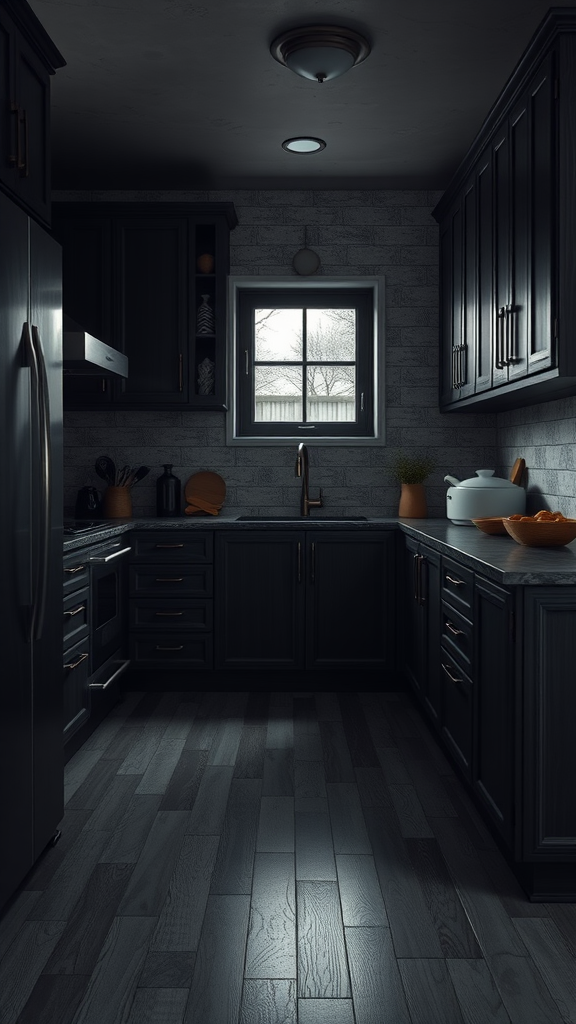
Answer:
xmin=63 ymin=316 xmax=128 ymax=378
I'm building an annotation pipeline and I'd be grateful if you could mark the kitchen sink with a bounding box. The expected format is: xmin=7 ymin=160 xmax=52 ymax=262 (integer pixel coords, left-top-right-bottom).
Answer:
xmin=235 ymin=515 xmax=368 ymax=522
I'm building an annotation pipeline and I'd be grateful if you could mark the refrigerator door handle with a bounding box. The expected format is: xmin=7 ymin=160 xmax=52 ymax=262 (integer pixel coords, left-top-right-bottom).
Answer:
xmin=25 ymin=323 xmax=52 ymax=641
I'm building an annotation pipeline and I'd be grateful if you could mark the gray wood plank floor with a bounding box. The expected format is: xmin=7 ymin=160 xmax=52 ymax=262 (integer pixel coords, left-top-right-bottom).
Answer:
xmin=2 ymin=689 xmax=576 ymax=1024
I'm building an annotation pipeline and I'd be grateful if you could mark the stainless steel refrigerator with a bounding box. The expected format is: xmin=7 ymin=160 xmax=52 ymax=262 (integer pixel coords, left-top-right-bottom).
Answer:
xmin=0 ymin=190 xmax=63 ymax=911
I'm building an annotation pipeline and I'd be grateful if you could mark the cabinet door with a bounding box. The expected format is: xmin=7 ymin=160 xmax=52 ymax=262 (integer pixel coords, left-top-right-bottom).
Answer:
xmin=53 ymin=211 xmax=115 ymax=407
xmin=306 ymin=531 xmax=395 ymax=668
xmin=403 ymin=536 xmax=423 ymax=694
xmin=13 ymin=33 xmax=51 ymax=225
xmin=441 ymin=651 xmax=473 ymax=779
xmin=214 ymin=532 xmax=304 ymax=669
xmin=115 ymin=216 xmax=189 ymax=405
xmin=63 ymin=639 xmax=90 ymax=742
xmin=439 ymin=200 xmax=464 ymax=406
xmin=526 ymin=53 xmax=554 ymax=377
xmin=473 ymin=577 xmax=515 ymax=844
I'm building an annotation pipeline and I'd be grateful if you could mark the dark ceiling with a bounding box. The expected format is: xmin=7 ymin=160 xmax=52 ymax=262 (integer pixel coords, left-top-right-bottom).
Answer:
xmin=29 ymin=0 xmax=576 ymax=191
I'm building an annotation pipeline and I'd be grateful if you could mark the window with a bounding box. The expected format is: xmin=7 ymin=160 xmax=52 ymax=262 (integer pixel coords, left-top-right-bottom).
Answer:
xmin=227 ymin=277 xmax=384 ymax=444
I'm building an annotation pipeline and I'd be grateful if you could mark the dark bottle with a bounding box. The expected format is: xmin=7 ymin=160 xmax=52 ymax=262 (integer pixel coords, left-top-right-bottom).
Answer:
xmin=156 ymin=464 xmax=181 ymax=517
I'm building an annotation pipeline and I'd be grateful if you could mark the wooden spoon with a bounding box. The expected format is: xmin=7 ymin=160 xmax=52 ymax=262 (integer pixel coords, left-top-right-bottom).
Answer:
xmin=510 ymin=458 xmax=525 ymax=486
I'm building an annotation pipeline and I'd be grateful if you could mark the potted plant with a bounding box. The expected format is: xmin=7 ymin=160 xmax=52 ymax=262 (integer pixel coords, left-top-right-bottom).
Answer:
xmin=390 ymin=452 xmax=436 ymax=518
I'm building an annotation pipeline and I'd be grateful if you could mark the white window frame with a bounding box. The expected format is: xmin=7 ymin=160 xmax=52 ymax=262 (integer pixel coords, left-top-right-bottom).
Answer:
xmin=226 ymin=276 xmax=385 ymax=446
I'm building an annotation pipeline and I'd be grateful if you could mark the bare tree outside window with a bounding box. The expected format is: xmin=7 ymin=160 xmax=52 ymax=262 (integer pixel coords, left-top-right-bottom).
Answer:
xmin=253 ymin=307 xmax=357 ymax=422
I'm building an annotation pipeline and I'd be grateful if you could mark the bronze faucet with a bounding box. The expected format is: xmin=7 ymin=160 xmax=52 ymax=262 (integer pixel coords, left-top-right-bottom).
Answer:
xmin=296 ymin=443 xmax=323 ymax=516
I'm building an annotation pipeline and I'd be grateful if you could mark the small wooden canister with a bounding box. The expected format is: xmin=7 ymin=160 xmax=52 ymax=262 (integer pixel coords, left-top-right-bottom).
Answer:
xmin=102 ymin=485 xmax=132 ymax=519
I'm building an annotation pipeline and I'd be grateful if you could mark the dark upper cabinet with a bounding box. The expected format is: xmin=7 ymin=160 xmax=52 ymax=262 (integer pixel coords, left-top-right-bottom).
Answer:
xmin=0 ymin=1 xmax=64 ymax=226
xmin=433 ymin=14 xmax=576 ymax=412
xmin=52 ymin=202 xmax=238 ymax=410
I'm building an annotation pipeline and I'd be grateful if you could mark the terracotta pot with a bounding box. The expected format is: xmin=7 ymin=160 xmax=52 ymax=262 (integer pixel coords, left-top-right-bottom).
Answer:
xmin=398 ymin=482 xmax=427 ymax=518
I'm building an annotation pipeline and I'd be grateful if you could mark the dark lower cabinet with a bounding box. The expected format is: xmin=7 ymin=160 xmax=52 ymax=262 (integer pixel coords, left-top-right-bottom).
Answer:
xmin=63 ymin=639 xmax=90 ymax=743
xmin=473 ymin=576 xmax=515 ymax=846
xmin=403 ymin=532 xmax=576 ymax=900
xmin=440 ymin=651 xmax=473 ymax=778
xmin=214 ymin=530 xmax=396 ymax=671
xmin=403 ymin=536 xmax=442 ymax=723
xmin=214 ymin=532 xmax=304 ymax=669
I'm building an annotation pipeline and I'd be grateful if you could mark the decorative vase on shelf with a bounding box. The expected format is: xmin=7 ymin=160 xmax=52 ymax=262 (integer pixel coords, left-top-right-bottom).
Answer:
xmin=197 ymin=356 xmax=215 ymax=395
xmin=398 ymin=482 xmax=427 ymax=518
xmin=196 ymin=294 xmax=215 ymax=334
xmin=196 ymin=253 xmax=214 ymax=274
xmin=156 ymin=464 xmax=181 ymax=517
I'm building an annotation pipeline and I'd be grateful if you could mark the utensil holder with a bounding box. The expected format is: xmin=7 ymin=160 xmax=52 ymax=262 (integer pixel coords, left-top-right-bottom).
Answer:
xmin=102 ymin=486 xmax=132 ymax=519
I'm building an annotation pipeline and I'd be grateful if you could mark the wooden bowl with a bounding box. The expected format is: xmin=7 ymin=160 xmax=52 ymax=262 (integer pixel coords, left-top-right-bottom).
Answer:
xmin=502 ymin=517 xmax=576 ymax=547
xmin=471 ymin=517 xmax=508 ymax=536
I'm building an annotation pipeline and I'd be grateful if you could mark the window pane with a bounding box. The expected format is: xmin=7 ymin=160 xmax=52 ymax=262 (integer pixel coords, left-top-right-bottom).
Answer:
xmin=255 ymin=365 xmax=302 ymax=421
xmin=307 ymin=365 xmax=356 ymax=421
xmin=307 ymin=309 xmax=356 ymax=361
xmin=255 ymin=308 xmax=303 ymax=361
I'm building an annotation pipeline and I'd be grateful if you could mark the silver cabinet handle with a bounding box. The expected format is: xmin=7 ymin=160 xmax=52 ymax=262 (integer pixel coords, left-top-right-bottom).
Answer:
xmin=297 ymin=541 xmax=302 ymax=583
xmin=64 ymin=564 xmax=86 ymax=574
xmin=445 ymin=575 xmax=464 ymax=586
xmin=155 ymin=645 xmax=184 ymax=651
xmin=89 ymin=545 xmax=131 ymax=564
xmin=155 ymin=543 xmax=185 ymax=549
xmin=89 ymin=659 xmax=130 ymax=690
xmin=445 ymin=620 xmax=465 ymax=636
xmin=413 ymin=552 xmax=419 ymax=601
xmin=442 ymin=662 xmax=463 ymax=684
xmin=64 ymin=604 xmax=86 ymax=618
xmin=64 ymin=652 xmax=89 ymax=671
xmin=155 ymin=576 xmax=184 ymax=582
xmin=155 ymin=610 xmax=184 ymax=617
xmin=496 ymin=306 xmax=506 ymax=368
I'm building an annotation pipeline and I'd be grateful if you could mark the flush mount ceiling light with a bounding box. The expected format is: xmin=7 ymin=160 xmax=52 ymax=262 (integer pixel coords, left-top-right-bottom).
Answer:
xmin=282 ymin=137 xmax=326 ymax=154
xmin=271 ymin=25 xmax=370 ymax=83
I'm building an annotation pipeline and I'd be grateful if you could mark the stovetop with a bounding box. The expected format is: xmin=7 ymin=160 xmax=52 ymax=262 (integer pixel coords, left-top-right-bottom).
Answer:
xmin=63 ymin=519 xmax=107 ymax=535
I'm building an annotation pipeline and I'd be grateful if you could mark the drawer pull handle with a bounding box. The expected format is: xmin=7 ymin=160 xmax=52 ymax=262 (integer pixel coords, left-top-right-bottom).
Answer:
xmin=155 ymin=543 xmax=185 ymax=549
xmin=445 ymin=575 xmax=464 ymax=586
xmin=64 ymin=604 xmax=86 ymax=618
xmin=64 ymin=564 xmax=85 ymax=574
xmin=155 ymin=645 xmax=184 ymax=651
xmin=442 ymin=662 xmax=463 ymax=684
xmin=155 ymin=611 xmax=184 ymax=616
xmin=155 ymin=577 xmax=184 ymax=582
xmin=445 ymin=620 xmax=464 ymax=636
xmin=64 ymin=652 xmax=89 ymax=671
xmin=90 ymin=659 xmax=130 ymax=690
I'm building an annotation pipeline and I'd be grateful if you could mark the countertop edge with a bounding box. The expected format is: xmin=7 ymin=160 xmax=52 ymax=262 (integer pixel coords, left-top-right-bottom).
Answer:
xmin=62 ymin=516 xmax=576 ymax=585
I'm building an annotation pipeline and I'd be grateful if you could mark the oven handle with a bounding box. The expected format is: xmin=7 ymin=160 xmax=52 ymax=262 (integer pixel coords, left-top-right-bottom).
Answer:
xmin=89 ymin=546 xmax=132 ymax=564
xmin=89 ymin=658 xmax=130 ymax=690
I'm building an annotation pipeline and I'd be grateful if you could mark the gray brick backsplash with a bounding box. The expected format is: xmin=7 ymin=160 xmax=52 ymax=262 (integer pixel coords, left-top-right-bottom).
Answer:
xmin=61 ymin=188 xmax=574 ymax=517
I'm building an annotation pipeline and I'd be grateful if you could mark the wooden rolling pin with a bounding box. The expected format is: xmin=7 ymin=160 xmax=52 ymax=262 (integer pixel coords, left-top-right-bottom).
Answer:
xmin=510 ymin=457 xmax=525 ymax=485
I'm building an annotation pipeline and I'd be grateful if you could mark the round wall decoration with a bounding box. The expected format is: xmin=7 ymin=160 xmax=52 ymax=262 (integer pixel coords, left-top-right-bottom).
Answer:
xmin=292 ymin=247 xmax=321 ymax=275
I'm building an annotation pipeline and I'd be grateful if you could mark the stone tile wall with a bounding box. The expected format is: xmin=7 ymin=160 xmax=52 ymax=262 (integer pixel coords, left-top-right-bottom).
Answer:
xmin=497 ymin=396 xmax=576 ymax=517
xmin=58 ymin=188 xmax=499 ymax=519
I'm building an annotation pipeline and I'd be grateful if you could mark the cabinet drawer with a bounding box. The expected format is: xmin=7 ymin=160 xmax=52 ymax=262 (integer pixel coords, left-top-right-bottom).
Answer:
xmin=441 ymin=601 xmax=473 ymax=673
xmin=130 ymin=531 xmax=213 ymax=563
xmin=129 ymin=633 xmax=213 ymax=668
xmin=63 ymin=637 xmax=90 ymax=742
xmin=129 ymin=565 xmax=213 ymax=598
xmin=63 ymin=552 xmax=89 ymax=595
xmin=440 ymin=648 xmax=473 ymax=779
xmin=63 ymin=587 xmax=89 ymax=648
xmin=129 ymin=599 xmax=213 ymax=631
xmin=441 ymin=556 xmax=474 ymax=615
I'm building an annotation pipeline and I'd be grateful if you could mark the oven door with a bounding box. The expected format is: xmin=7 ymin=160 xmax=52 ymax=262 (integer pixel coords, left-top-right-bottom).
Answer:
xmin=89 ymin=543 xmax=131 ymax=672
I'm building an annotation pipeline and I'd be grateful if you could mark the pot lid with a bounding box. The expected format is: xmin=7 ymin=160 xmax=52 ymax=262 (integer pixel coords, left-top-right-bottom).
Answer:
xmin=448 ymin=470 xmax=520 ymax=490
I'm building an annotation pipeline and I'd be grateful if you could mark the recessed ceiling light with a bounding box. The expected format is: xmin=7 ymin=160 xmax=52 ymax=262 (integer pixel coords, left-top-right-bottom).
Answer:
xmin=282 ymin=137 xmax=326 ymax=154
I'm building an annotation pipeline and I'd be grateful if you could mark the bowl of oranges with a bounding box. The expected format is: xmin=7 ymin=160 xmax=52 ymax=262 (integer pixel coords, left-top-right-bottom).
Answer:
xmin=502 ymin=510 xmax=576 ymax=547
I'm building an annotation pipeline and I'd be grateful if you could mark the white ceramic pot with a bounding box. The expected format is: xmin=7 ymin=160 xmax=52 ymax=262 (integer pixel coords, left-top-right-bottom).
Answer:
xmin=444 ymin=469 xmax=526 ymax=524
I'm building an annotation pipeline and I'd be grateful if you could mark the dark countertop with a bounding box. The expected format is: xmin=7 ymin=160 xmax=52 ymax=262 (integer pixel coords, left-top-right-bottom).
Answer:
xmin=62 ymin=515 xmax=576 ymax=585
